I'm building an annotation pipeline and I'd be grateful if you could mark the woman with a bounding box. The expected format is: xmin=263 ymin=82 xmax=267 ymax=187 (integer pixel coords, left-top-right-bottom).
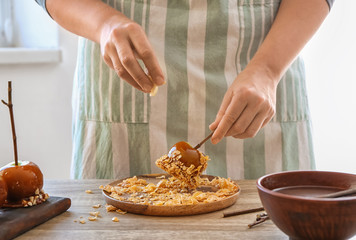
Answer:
xmin=35 ymin=0 xmax=333 ymax=179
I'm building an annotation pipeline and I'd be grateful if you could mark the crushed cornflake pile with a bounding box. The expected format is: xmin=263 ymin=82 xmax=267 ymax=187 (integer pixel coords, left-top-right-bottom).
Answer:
xmin=155 ymin=149 xmax=209 ymax=188
xmin=102 ymin=175 xmax=239 ymax=206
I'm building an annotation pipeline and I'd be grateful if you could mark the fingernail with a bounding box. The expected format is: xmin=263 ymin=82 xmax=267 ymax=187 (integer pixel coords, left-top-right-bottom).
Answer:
xmin=156 ymin=77 xmax=166 ymax=86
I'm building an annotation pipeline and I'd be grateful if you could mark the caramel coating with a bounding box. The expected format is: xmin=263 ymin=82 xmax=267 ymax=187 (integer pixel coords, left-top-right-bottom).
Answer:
xmin=0 ymin=177 xmax=8 ymax=207
xmin=0 ymin=161 xmax=43 ymax=201
xmin=168 ymin=141 xmax=200 ymax=168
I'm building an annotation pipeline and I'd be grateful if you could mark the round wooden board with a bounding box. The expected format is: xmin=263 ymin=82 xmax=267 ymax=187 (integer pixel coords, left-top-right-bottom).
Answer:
xmin=102 ymin=174 xmax=240 ymax=216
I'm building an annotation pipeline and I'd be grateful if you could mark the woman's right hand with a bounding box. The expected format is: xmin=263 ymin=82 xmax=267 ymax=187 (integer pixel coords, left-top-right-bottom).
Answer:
xmin=100 ymin=14 xmax=165 ymax=93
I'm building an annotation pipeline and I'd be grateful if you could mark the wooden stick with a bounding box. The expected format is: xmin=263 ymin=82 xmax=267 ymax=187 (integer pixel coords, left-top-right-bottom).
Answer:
xmin=1 ymin=81 xmax=18 ymax=166
xmin=223 ymin=207 xmax=265 ymax=218
xmin=318 ymin=188 xmax=356 ymax=198
xmin=248 ymin=213 xmax=270 ymax=228
xmin=194 ymin=132 xmax=214 ymax=150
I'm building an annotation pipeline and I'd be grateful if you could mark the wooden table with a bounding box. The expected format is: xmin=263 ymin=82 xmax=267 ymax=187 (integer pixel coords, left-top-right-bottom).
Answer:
xmin=16 ymin=179 xmax=288 ymax=240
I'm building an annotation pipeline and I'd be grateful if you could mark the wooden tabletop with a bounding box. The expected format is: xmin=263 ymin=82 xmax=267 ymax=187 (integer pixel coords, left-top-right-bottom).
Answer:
xmin=16 ymin=179 xmax=288 ymax=240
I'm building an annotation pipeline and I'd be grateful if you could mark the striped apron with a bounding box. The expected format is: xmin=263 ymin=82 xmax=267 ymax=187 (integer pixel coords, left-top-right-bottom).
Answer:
xmin=71 ymin=0 xmax=315 ymax=180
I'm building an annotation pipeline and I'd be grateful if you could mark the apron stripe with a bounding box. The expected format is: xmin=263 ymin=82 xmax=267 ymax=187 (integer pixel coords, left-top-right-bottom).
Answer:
xmin=95 ymin=122 xmax=114 ymax=179
xmin=244 ymin=129 xmax=266 ymax=179
xmin=290 ymin=65 xmax=298 ymax=121
xmin=112 ymin=123 xmax=130 ymax=177
xmin=83 ymin=40 xmax=89 ymax=119
xmin=227 ymin=138 xmax=244 ymax=179
xmin=90 ymin=42 xmax=96 ymax=119
xmin=226 ymin=0 xmax=244 ymax=179
xmin=71 ymin=119 xmax=85 ymax=179
xmin=281 ymin=122 xmax=299 ymax=170
xmin=236 ymin=1 xmax=245 ymax=73
xmin=111 ymin=72 xmax=121 ymax=122
xmin=127 ymin=123 xmax=151 ymax=176
xmin=98 ymin=54 xmax=104 ymax=121
xmin=257 ymin=0 xmax=265 ymax=47
xmin=246 ymin=0 xmax=256 ymax=63
xmin=239 ymin=2 xmax=253 ymax=70
xmin=264 ymin=122 xmax=283 ymax=173
xmin=165 ymin=1 xmax=190 ymax=148
xmin=294 ymin=60 xmax=303 ymax=121
xmin=204 ymin=0 xmax=229 ymax=178
xmin=306 ymin=120 xmax=315 ymax=169
xmin=148 ymin=0 xmax=168 ymax=173
xmin=297 ymin=121 xmax=311 ymax=170
xmin=298 ymin=58 xmax=308 ymax=120
xmin=93 ymin=44 xmax=101 ymax=120
xmin=187 ymin=0 xmax=207 ymax=151
xmin=81 ymin=121 xmax=97 ymax=178
xmin=108 ymin=69 xmax=113 ymax=122
xmin=281 ymin=75 xmax=288 ymax=121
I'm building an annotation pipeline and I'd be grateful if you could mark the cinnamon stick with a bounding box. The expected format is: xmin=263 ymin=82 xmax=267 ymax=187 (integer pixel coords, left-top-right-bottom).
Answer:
xmin=223 ymin=206 xmax=264 ymax=218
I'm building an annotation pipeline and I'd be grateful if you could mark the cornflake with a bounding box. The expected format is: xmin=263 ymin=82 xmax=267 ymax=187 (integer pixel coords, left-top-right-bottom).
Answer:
xmin=105 ymin=204 xmax=118 ymax=212
xmin=155 ymin=149 xmax=209 ymax=188
xmin=102 ymin=175 xmax=239 ymax=207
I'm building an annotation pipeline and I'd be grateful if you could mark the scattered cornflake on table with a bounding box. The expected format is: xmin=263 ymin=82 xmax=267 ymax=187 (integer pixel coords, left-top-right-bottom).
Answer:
xmin=92 ymin=204 xmax=101 ymax=208
xmin=85 ymin=190 xmax=93 ymax=194
xmin=116 ymin=209 xmax=127 ymax=215
xmin=88 ymin=216 xmax=97 ymax=221
xmin=89 ymin=211 xmax=100 ymax=218
xmin=106 ymin=204 xmax=118 ymax=212
xmin=112 ymin=217 xmax=119 ymax=222
xmin=99 ymin=185 xmax=104 ymax=189
xmin=79 ymin=219 xmax=86 ymax=224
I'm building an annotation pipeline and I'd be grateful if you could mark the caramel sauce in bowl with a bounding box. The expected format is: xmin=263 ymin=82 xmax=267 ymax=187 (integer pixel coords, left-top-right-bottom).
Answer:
xmin=257 ymin=171 xmax=356 ymax=240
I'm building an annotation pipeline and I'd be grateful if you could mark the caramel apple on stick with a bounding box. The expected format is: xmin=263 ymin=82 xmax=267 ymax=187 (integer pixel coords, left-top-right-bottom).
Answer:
xmin=1 ymin=81 xmax=45 ymax=204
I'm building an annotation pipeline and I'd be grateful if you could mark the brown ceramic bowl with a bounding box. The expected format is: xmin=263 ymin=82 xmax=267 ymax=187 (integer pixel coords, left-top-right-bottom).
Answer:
xmin=257 ymin=171 xmax=356 ymax=240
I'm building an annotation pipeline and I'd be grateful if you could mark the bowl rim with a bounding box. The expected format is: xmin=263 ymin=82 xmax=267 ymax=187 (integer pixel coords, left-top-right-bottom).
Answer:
xmin=256 ymin=170 xmax=356 ymax=202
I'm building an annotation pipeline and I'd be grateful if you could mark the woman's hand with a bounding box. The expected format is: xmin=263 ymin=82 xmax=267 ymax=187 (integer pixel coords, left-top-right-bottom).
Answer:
xmin=100 ymin=14 xmax=165 ymax=93
xmin=210 ymin=66 xmax=278 ymax=143
xmin=46 ymin=0 xmax=165 ymax=93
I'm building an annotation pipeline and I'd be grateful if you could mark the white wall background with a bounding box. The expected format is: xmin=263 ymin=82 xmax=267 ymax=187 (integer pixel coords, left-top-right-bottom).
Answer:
xmin=303 ymin=0 xmax=356 ymax=174
xmin=0 ymin=0 xmax=355 ymax=179
xmin=0 ymin=0 xmax=77 ymax=179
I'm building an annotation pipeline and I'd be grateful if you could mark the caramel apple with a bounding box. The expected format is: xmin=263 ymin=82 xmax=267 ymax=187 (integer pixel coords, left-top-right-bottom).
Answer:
xmin=168 ymin=141 xmax=200 ymax=168
xmin=156 ymin=143 xmax=209 ymax=188
xmin=0 ymin=176 xmax=8 ymax=207
xmin=1 ymin=82 xmax=48 ymax=207
xmin=0 ymin=161 xmax=43 ymax=202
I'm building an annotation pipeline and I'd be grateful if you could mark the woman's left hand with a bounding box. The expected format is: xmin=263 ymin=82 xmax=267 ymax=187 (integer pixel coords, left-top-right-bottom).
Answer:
xmin=209 ymin=66 xmax=278 ymax=144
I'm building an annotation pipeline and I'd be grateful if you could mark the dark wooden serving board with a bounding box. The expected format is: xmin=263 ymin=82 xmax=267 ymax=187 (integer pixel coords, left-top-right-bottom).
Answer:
xmin=0 ymin=196 xmax=71 ymax=240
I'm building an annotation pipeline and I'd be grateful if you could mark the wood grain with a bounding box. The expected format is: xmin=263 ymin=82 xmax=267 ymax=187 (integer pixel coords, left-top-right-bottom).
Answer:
xmin=13 ymin=179 xmax=288 ymax=240
xmin=0 ymin=196 xmax=71 ymax=240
